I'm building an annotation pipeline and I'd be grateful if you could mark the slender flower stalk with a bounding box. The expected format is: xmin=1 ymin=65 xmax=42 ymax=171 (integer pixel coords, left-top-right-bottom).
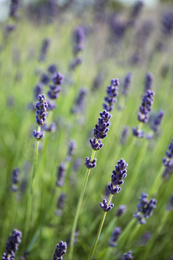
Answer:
xmin=69 ymin=110 xmax=111 ymax=260
xmin=24 ymin=95 xmax=48 ymax=242
xmin=88 ymin=159 xmax=128 ymax=260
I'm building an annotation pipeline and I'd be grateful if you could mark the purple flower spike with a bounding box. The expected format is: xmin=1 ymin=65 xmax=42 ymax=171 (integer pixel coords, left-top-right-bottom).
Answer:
xmin=132 ymin=127 xmax=145 ymax=138
xmin=122 ymin=251 xmax=133 ymax=260
xmin=40 ymin=73 xmax=50 ymax=85
xmin=11 ymin=168 xmax=20 ymax=192
xmin=144 ymin=72 xmax=153 ymax=92
xmin=162 ymin=139 xmax=173 ymax=167
xmin=32 ymin=130 xmax=45 ymax=140
xmin=90 ymin=138 xmax=103 ymax=151
xmin=122 ymin=72 xmax=132 ymax=96
xmin=150 ymin=110 xmax=164 ymax=132
xmin=109 ymin=227 xmax=121 ymax=247
xmin=100 ymin=199 xmax=114 ymax=212
xmin=134 ymin=193 xmax=157 ymax=224
xmin=39 ymin=38 xmax=50 ymax=62
xmin=94 ymin=110 xmax=111 ymax=139
xmin=103 ymin=78 xmax=119 ymax=112
xmin=111 ymin=159 xmax=128 ymax=186
xmin=52 ymin=72 xmax=64 ymax=85
xmin=53 ymin=241 xmax=67 ymax=260
xmin=116 ymin=205 xmax=127 ymax=217
xmin=138 ymin=90 xmax=155 ymax=123
xmin=48 ymin=64 xmax=57 ymax=74
xmin=85 ymin=157 xmax=97 ymax=169
xmin=107 ymin=183 xmax=121 ymax=195
xmin=56 ymin=162 xmax=66 ymax=187
xmin=35 ymin=94 xmax=48 ymax=126
xmin=4 ymin=229 xmax=22 ymax=258
xmin=9 ymin=0 xmax=20 ymax=19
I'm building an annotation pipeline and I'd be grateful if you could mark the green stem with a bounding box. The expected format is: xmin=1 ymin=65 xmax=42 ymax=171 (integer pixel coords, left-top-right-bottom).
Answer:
xmin=117 ymin=218 xmax=136 ymax=250
xmin=88 ymin=194 xmax=113 ymax=260
xmin=24 ymin=125 xmax=40 ymax=243
xmin=148 ymin=165 xmax=165 ymax=199
xmin=68 ymin=149 xmax=96 ymax=260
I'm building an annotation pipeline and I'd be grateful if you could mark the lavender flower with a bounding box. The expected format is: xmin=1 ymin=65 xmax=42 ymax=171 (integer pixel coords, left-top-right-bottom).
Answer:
xmin=162 ymin=165 xmax=173 ymax=180
xmin=35 ymin=94 xmax=48 ymax=126
xmin=116 ymin=205 xmax=127 ymax=217
xmin=56 ymin=193 xmax=66 ymax=216
xmin=161 ymin=11 xmax=173 ymax=36
xmin=93 ymin=110 xmax=111 ymax=140
xmin=56 ymin=162 xmax=66 ymax=187
xmin=144 ymin=72 xmax=153 ymax=92
xmin=132 ymin=127 xmax=145 ymax=138
xmin=52 ymin=72 xmax=64 ymax=85
xmin=2 ymin=229 xmax=22 ymax=259
xmin=120 ymin=126 xmax=130 ymax=145
xmin=53 ymin=241 xmax=67 ymax=260
xmin=32 ymin=130 xmax=45 ymax=140
xmin=100 ymin=199 xmax=114 ymax=212
xmin=69 ymin=58 xmax=82 ymax=71
xmin=47 ymin=72 xmax=64 ymax=100
xmin=122 ymin=73 xmax=132 ymax=96
xmin=90 ymin=138 xmax=103 ymax=151
xmin=39 ymin=38 xmax=50 ymax=62
xmin=71 ymin=88 xmax=87 ymax=114
xmin=48 ymin=64 xmax=57 ymax=74
xmin=130 ymin=1 xmax=143 ymax=19
xmin=109 ymin=227 xmax=121 ymax=247
xmin=166 ymin=194 xmax=173 ymax=211
xmin=73 ymin=26 xmax=85 ymax=56
xmin=40 ymin=74 xmax=50 ymax=85
xmin=33 ymin=82 xmax=43 ymax=100
xmin=11 ymin=167 xmax=20 ymax=191
xmin=110 ymin=159 xmax=128 ymax=186
xmin=122 ymin=251 xmax=133 ymax=260
xmin=107 ymin=183 xmax=121 ymax=195
xmin=134 ymin=193 xmax=157 ymax=224
xmin=150 ymin=110 xmax=164 ymax=132
xmin=103 ymin=78 xmax=119 ymax=112
xmin=162 ymin=139 xmax=173 ymax=167
xmin=9 ymin=0 xmax=20 ymax=18
xmin=138 ymin=90 xmax=155 ymax=123
xmin=85 ymin=157 xmax=97 ymax=169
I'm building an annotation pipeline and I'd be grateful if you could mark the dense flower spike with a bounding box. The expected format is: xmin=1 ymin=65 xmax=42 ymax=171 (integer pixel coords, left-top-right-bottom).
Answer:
xmin=116 ymin=205 xmax=127 ymax=217
xmin=11 ymin=167 xmax=20 ymax=191
xmin=47 ymin=72 xmax=64 ymax=100
xmin=71 ymin=88 xmax=87 ymax=114
xmin=150 ymin=110 xmax=164 ymax=132
xmin=42 ymin=122 xmax=56 ymax=133
xmin=90 ymin=138 xmax=103 ymax=151
xmin=162 ymin=139 xmax=173 ymax=167
xmin=161 ymin=11 xmax=173 ymax=35
xmin=100 ymin=199 xmax=114 ymax=212
xmin=56 ymin=162 xmax=66 ymax=187
xmin=134 ymin=193 xmax=157 ymax=224
xmin=111 ymin=159 xmax=128 ymax=186
xmin=33 ymin=82 xmax=43 ymax=100
xmin=32 ymin=130 xmax=45 ymax=140
xmin=130 ymin=1 xmax=143 ymax=19
xmin=144 ymin=72 xmax=153 ymax=92
xmin=48 ymin=64 xmax=58 ymax=74
xmin=109 ymin=227 xmax=121 ymax=247
xmin=138 ymin=90 xmax=155 ymax=123
xmin=35 ymin=94 xmax=48 ymax=126
xmin=73 ymin=26 xmax=85 ymax=55
xmin=122 ymin=72 xmax=132 ymax=96
xmin=40 ymin=73 xmax=50 ymax=85
xmin=56 ymin=193 xmax=66 ymax=216
xmin=39 ymin=38 xmax=50 ymax=62
xmin=107 ymin=183 xmax=121 ymax=195
xmin=122 ymin=251 xmax=133 ymax=260
xmin=103 ymin=78 xmax=119 ymax=111
xmin=2 ymin=229 xmax=22 ymax=259
xmin=85 ymin=157 xmax=97 ymax=169
xmin=93 ymin=110 xmax=111 ymax=139
xmin=53 ymin=241 xmax=67 ymax=260
xmin=9 ymin=0 xmax=20 ymax=18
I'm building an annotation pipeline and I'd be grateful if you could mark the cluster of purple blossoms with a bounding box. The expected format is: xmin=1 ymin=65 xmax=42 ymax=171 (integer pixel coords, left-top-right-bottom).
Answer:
xmin=56 ymin=193 xmax=66 ymax=216
xmin=100 ymin=159 xmax=128 ymax=212
xmin=116 ymin=205 xmax=127 ymax=217
xmin=56 ymin=162 xmax=66 ymax=187
xmin=138 ymin=90 xmax=155 ymax=123
xmin=71 ymin=88 xmax=87 ymax=114
xmin=11 ymin=167 xmax=20 ymax=192
xmin=144 ymin=72 xmax=153 ymax=92
xmin=100 ymin=199 xmax=114 ymax=212
xmin=2 ymin=229 xmax=22 ymax=260
xmin=122 ymin=73 xmax=132 ymax=96
xmin=150 ymin=110 xmax=164 ymax=133
xmin=161 ymin=11 xmax=173 ymax=36
xmin=109 ymin=227 xmax=122 ymax=247
xmin=69 ymin=26 xmax=85 ymax=71
xmin=162 ymin=139 xmax=173 ymax=167
xmin=103 ymin=78 xmax=119 ymax=112
xmin=66 ymin=140 xmax=76 ymax=162
xmin=9 ymin=0 xmax=20 ymax=19
xmin=122 ymin=251 xmax=133 ymax=260
xmin=47 ymin=72 xmax=64 ymax=100
xmin=39 ymin=38 xmax=50 ymax=62
xmin=133 ymin=193 xmax=157 ymax=224
xmin=32 ymin=94 xmax=48 ymax=140
xmin=53 ymin=241 xmax=67 ymax=260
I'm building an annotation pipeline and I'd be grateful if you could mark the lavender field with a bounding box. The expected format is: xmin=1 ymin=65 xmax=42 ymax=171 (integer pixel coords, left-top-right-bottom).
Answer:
xmin=0 ymin=1 xmax=173 ymax=259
